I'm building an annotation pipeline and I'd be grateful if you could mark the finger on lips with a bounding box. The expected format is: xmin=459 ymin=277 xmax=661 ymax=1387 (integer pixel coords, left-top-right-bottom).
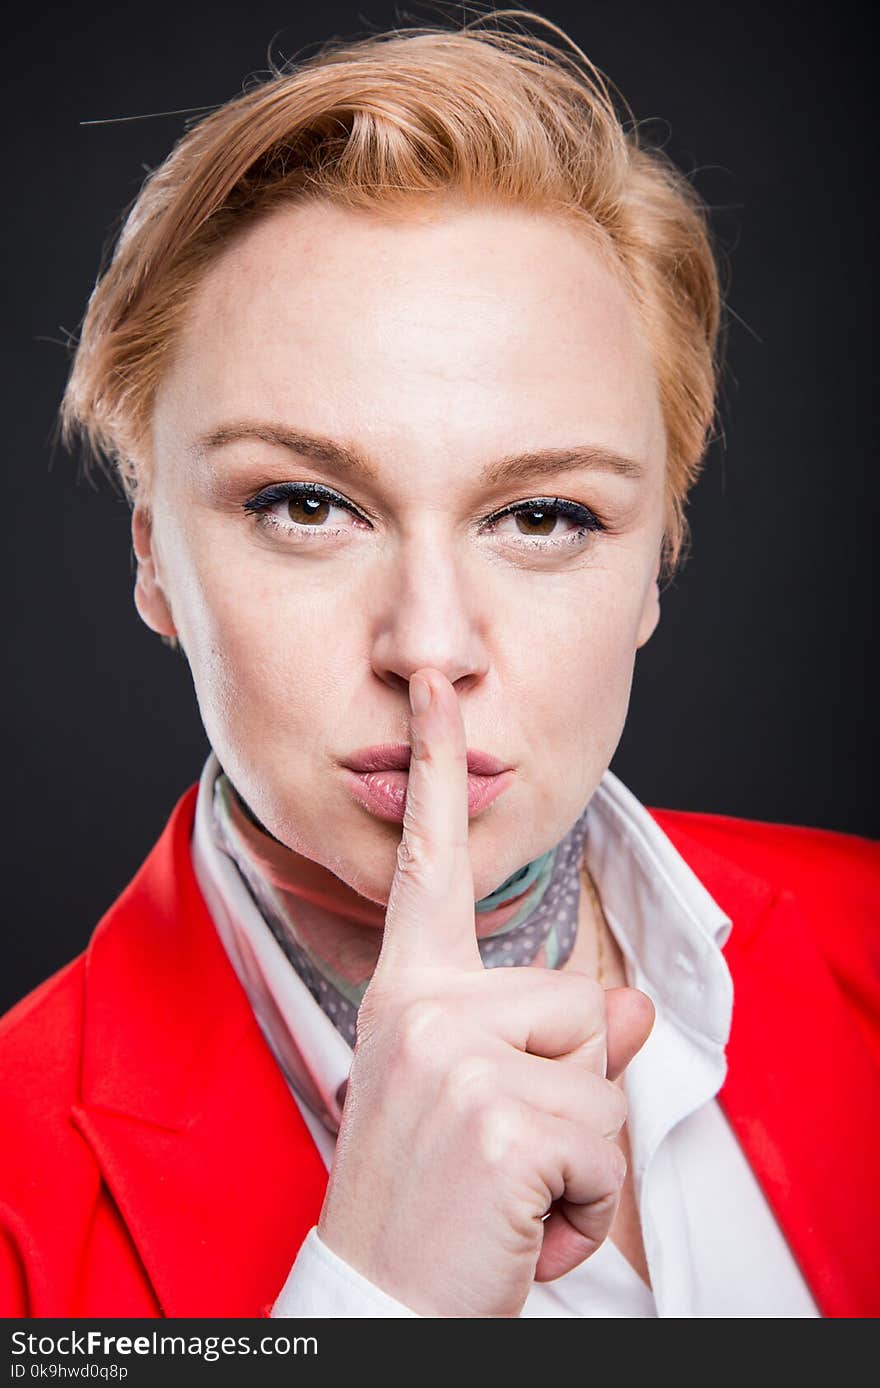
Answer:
xmin=376 ymin=669 xmax=482 ymax=973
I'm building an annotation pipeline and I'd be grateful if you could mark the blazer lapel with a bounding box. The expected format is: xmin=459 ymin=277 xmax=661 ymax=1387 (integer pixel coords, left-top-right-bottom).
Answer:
xmin=71 ymin=786 xmax=329 ymax=1316
xmin=656 ymin=816 xmax=880 ymax=1319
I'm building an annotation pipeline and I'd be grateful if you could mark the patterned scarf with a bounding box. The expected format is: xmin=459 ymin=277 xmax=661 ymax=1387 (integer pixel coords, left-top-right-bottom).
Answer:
xmin=211 ymin=769 xmax=590 ymax=1047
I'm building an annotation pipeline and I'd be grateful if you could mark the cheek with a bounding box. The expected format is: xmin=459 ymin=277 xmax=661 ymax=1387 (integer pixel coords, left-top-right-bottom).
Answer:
xmin=191 ymin=589 xmax=353 ymax=760
xmin=520 ymin=583 xmax=643 ymax=776
xmin=163 ymin=527 xmax=357 ymax=761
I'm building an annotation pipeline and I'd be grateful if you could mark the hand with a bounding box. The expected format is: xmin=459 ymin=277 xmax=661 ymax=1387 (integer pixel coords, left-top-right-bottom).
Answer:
xmin=317 ymin=668 xmax=655 ymax=1317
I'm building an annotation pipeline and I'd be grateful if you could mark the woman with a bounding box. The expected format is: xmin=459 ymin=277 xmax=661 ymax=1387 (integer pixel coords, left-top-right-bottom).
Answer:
xmin=1 ymin=11 xmax=877 ymax=1318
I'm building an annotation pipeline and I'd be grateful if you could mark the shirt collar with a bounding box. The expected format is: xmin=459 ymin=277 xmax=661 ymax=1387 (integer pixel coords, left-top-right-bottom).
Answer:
xmin=586 ymin=770 xmax=733 ymax=1051
xmin=191 ymin=750 xmax=352 ymax=1134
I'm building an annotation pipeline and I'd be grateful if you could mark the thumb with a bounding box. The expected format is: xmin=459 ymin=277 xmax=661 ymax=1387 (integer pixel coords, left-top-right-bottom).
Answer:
xmin=604 ymin=987 xmax=655 ymax=1081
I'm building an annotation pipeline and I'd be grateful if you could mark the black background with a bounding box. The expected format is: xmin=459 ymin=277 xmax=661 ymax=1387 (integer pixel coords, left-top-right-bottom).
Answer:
xmin=3 ymin=1 xmax=876 ymax=1012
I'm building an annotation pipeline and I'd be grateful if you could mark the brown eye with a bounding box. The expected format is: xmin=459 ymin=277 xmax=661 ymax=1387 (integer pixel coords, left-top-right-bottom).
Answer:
xmin=513 ymin=506 xmax=559 ymax=537
xmin=243 ymin=481 xmax=363 ymax=542
xmin=488 ymin=497 xmax=604 ymax=550
xmin=287 ymin=494 xmax=332 ymax=526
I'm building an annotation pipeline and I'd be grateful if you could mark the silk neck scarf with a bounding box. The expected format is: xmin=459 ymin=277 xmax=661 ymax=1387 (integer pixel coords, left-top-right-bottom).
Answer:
xmin=211 ymin=769 xmax=591 ymax=1047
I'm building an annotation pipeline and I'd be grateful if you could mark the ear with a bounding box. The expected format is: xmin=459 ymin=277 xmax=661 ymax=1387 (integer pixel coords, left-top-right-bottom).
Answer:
xmin=635 ymin=559 xmax=661 ymax=649
xmin=131 ymin=505 xmax=178 ymax=639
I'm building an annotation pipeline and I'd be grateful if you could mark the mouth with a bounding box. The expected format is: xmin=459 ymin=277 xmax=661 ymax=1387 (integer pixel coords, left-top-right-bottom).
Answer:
xmin=340 ymin=743 xmax=516 ymax=824
xmin=342 ymin=767 xmax=516 ymax=823
xmin=342 ymin=742 xmax=512 ymax=776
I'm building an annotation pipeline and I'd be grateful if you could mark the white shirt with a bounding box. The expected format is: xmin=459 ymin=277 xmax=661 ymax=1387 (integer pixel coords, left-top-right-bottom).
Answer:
xmin=190 ymin=750 xmax=820 ymax=1318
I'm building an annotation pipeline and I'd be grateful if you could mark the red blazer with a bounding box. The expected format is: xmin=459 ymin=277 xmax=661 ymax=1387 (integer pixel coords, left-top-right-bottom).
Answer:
xmin=1 ymin=785 xmax=878 ymax=1318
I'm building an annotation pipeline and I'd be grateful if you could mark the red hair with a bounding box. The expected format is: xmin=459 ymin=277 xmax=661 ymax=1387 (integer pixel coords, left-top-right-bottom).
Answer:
xmin=60 ymin=8 xmax=723 ymax=577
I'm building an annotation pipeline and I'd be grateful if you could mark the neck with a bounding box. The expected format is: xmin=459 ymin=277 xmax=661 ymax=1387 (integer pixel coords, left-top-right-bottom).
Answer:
xmin=212 ymin=770 xmax=589 ymax=1045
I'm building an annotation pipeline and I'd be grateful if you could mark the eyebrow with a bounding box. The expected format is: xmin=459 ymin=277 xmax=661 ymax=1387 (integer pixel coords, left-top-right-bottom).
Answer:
xmin=193 ymin=421 xmax=645 ymax=487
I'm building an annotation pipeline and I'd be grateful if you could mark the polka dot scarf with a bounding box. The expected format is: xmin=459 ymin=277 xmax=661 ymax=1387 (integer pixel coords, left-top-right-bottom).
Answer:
xmin=211 ymin=769 xmax=590 ymax=1048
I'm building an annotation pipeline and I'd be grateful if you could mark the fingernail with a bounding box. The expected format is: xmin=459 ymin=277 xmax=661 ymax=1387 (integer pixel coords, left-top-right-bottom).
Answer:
xmin=409 ymin=677 xmax=431 ymax=716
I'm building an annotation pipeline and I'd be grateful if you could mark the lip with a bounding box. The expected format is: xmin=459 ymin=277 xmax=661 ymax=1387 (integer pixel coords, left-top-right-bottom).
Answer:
xmin=342 ymin=742 xmax=512 ymax=776
xmin=342 ymin=766 xmax=516 ymax=823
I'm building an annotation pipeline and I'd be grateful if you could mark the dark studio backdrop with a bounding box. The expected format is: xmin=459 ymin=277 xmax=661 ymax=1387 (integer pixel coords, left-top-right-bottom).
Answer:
xmin=2 ymin=1 xmax=875 ymax=1012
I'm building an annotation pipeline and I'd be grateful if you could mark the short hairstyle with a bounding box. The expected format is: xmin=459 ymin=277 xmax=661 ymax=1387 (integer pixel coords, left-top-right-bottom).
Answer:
xmin=60 ymin=7 xmax=723 ymax=579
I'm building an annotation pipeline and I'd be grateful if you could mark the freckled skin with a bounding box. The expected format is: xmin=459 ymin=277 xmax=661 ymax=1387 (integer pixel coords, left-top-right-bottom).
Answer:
xmin=134 ymin=199 xmax=667 ymax=911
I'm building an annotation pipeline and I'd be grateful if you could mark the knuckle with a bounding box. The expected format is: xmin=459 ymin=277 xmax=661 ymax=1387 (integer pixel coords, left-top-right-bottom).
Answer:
xmin=353 ymin=993 xmax=382 ymax=1048
xmin=475 ymin=1098 xmax=523 ymax=1167
xmin=395 ymin=824 xmax=430 ymax=877
xmin=395 ymin=997 xmax=448 ymax=1071
xmin=353 ymin=1006 xmax=376 ymax=1051
xmin=438 ymin=1055 xmax=497 ymax=1115
xmin=408 ymin=731 xmax=432 ymax=763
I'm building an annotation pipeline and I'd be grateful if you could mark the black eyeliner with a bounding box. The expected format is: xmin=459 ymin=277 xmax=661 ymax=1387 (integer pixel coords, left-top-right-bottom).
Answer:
xmin=243 ymin=482 xmax=606 ymax=533
xmin=242 ymin=480 xmax=357 ymax=516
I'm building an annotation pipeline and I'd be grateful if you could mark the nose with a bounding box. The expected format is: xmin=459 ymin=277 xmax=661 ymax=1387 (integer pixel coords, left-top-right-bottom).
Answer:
xmin=368 ymin=535 xmax=490 ymax=697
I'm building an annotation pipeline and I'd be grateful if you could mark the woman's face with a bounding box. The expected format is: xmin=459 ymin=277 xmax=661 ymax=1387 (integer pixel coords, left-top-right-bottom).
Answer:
xmin=138 ymin=199 xmax=667 ymax=904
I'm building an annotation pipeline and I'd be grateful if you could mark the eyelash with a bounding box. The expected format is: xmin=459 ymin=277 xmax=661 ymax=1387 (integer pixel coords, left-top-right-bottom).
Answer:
xmin=242 ymin=481 xmax=607 ymax=552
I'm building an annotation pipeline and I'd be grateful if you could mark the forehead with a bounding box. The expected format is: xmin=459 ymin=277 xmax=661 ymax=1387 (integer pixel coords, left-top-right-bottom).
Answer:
xmin=155 ymin=199 xmax=664 ymax=476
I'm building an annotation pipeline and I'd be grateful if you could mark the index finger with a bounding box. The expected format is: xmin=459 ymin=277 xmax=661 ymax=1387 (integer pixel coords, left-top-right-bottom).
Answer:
xmin=376 ymin=669 xmax=484 ymax=974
